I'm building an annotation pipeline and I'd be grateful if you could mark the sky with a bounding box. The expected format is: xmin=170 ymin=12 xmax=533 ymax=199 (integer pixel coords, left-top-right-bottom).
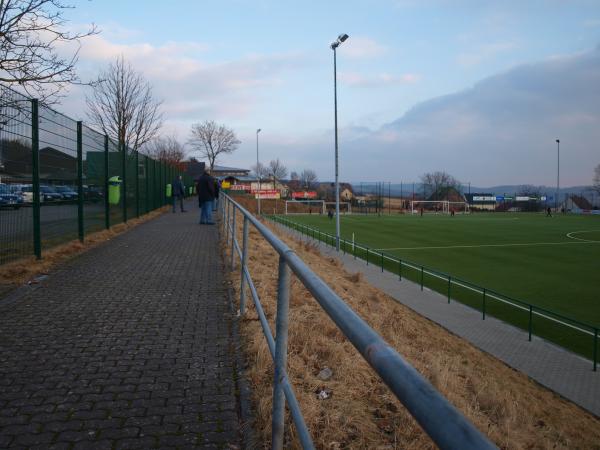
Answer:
xmin=56 ymin=0 xmax=600 ymax=186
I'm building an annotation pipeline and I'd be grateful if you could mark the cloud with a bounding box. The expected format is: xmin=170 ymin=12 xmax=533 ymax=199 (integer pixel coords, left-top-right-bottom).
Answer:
xmin=338 ymin=36 xmax=387 ymax=59
xmin=60 ymin=33 xmax=307 ymax=130
xmin=273 ymin=46 xmax=600 ymax=186
xmin=339 ymin=71 xmax=420 ymax=87
xmin=457 ymin=41 xmax=517 ymax=67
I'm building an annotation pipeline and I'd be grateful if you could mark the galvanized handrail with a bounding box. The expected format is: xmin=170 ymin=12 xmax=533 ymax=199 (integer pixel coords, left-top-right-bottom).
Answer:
xmin=220 ymin=193 xmax=496 ymax=450
xmin=269 ymin=214 xmax=600 ymax=371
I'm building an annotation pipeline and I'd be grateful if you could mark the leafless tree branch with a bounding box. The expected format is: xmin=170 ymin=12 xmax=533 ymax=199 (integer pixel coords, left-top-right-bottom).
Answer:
xmin=188 ymin=120 xmax=240 ymax=170
xmin=86 ymin=55 xmax=163 ymax=152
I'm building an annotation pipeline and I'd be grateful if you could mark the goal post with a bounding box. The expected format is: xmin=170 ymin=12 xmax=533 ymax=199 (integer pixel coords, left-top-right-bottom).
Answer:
xmin=324 ymin=201 xmax=352 ymax=214
xmin=410 ymin=200 xmax=469 ymax=214
xmin=285 ymin=199 xmax=326 ymax=215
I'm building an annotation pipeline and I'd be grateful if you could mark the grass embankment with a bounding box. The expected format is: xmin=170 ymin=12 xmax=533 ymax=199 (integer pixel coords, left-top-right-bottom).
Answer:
xmin=227 ymin=210 xmax=600 ymax=449
xmin=0 ymin=206 xmax=168 ymax=291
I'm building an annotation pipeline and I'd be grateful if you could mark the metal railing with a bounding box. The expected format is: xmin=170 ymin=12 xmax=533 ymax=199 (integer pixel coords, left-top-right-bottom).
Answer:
xmin=268 ymin=215 xmax=599 ymax=372
xmin=220 ymin=193 xmax=496 ymax=450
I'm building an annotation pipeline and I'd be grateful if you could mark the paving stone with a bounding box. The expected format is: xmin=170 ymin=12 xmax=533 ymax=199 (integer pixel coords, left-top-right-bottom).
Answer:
xmin=0 ymin=202 xmax=240 ymax=448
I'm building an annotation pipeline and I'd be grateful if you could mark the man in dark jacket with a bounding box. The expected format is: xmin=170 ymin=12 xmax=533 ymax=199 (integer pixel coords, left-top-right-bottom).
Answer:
xmin=197 ymin=169 xmax=216 ymax=224
xmin=213 ymin=179 xmax=220 ymax=212
xmin=172 ymin=175 xmax=186 ymax=213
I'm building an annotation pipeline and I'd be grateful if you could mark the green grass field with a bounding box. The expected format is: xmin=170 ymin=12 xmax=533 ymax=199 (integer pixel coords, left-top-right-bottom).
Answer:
xmin=274 ymin=212 xmax=600 ymax=359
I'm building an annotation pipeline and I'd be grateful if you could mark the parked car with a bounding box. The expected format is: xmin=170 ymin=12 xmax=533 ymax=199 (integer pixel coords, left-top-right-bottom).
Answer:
xmin=54 ymin=185 xmax=78 ymax=200
xmin=40 ymin=185 xmax=63 ymax=202
xmin=8 ymin=184 xmax=28 ymax=204
xmin=0 ymin=184 xmax=21 ymax=209
xmin=16 ymin=184 xmax=37 ymax=203
xmin=84 ymin=185 xmax=103 ymax=202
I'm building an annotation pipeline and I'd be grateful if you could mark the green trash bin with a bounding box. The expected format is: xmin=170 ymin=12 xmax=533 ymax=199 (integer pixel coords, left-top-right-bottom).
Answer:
xmin=108 ymin=176 xmax=121 ymax=205
xmin=188 ymin=186 xmax=193 ymax=195
xmin=166 ymin=183 xmax=172 ymax=198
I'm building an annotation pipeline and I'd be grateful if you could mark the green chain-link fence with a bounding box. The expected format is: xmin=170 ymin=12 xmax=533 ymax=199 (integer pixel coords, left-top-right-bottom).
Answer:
xmin=0 ymin=83 xmax=193 ymax=265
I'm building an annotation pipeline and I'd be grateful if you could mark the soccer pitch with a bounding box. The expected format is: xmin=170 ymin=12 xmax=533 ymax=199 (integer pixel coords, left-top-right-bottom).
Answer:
xmin=275 ymin=212 xmax=600 ymax=358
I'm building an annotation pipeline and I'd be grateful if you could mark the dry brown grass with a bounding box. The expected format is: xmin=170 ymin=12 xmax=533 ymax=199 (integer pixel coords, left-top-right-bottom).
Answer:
xmin=0 ymin=207 xmax=168 ymax=288
xmin=227 ymin=216 xmax=600 ymax=449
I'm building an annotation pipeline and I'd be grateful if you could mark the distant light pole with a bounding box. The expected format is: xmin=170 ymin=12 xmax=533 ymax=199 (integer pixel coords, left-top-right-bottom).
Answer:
xmin=331 ymin=33 xmax=349 ymax=251
xmin=555 ymin=139 xmax=560 ymax=210
xmin=256 ymin=128 xmax=261 ymax=215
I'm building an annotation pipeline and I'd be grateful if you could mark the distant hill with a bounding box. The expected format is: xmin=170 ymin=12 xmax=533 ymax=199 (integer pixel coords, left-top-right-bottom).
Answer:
xmin=350 ymin=183 xmax=595 ymax=198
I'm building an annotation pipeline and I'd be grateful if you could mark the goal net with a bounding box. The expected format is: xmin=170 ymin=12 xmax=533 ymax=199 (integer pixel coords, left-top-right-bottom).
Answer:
xmin=410 ymin=200 xmax=469 ymax=214
xmin=324 ymin=202 xmax=352 ymax=214
xmin=285 ymin=200 xmax=326 ymax=215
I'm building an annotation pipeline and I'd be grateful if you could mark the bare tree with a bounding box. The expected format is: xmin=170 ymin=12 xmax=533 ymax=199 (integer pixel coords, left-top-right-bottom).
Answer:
xmin=188 ymin=120 xmax=240 ymax=170
xmin=251 ymin=162 xmax=269 ymax=179
xmin=268 ymin=158 xmax=287 ymax=189
xmin=420 ymin=171 xmax=460 ymax=200
xmin=0 ymin=0 xmax=98 ymax=104
xmin=299 ymin=169 xmax=318 ymax=190
xmin=86 ymin=56 xmax=163 ymax=151
xmin=593 ymin=164 xmax=600 ymax=194
xmin=144 ymin=135 xmax=187 ymax=164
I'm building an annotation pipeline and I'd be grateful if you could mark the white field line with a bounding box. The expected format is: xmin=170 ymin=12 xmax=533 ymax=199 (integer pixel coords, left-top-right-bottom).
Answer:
xmin=566 ymin=230 xmax=600 ymax=242
xmin=276 ymin=219 xmax=597 ymax=336
xmin=375 ymin=241 xmax=599 ymax=251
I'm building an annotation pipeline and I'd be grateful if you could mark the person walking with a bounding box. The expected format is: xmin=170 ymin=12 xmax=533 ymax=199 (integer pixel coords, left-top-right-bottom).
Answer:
xmin=213 ymin=178 xmax=220 ymax=212
xmin=172 ymin=175 xmax=187 ymax=213
xmin=197 ymin=169 xmax=216 ymax=224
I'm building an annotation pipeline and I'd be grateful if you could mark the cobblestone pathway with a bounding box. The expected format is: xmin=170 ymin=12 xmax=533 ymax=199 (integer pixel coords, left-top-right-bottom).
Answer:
xmin=0 ymin=205 xmax=241 ymax=449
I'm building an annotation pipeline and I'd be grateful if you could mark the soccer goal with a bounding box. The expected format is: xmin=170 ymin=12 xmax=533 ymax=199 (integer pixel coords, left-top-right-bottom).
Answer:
xmin=285 ymin=199 xmax=326 ymax=215
xmin=410 ymin=200 xmax=469 ymax=214
xmin=324 ymin=202 xmax=352 ymax=214
xmin=447 ymin=201 xmax=470 ymax=214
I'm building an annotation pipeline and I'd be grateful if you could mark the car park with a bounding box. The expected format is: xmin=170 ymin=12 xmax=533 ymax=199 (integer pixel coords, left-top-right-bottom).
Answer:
xmin=0 ymin=184 xmax=21 ymax=209
xmin=40 ymin=185 xmax=63 ymax=202
xmin=54 ymin=185 xmax=78 ymax=200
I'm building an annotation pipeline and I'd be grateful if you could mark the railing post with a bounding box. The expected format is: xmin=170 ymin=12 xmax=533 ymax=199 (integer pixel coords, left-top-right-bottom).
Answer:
xmin=76 ymin=121 xmax=84 ymax=242
xmin=239 ymin=216 xmax=249 ymax=315
xmin=482 ymin=288 xmax=487 ymax=320
xmin=380 ymin=252 xmax=384 ymax=272
xmin=366 ymin=247 xmax=369 ymax=265
xmin=593 ymin=328 xmax=598 ymax=372
xmin=104 ymin=135 xmax=110 ymax=229
xmin=398 ymin=259 xmax=402 ymax=281
xmin=31 ymin=99 xmax=41 ymax=259
xmin=272 ymin=256 xmax=291 ymax=449
xmin=230 ymin=204 xmax=237 ymax=270
xmin=528 ymin=305 xmax=533 ymax=341
xmin=420 ymin=267 xmax=424 ymax=291
xmin=447 ymin=277 xmax=451 ymax=303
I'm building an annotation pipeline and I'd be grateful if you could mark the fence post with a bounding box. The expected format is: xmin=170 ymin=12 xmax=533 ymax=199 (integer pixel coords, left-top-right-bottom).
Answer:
xmin=272 ymin=256 xmax=291 ymax=450
xmin=145 ymin=156 xmax=149 ymax=214
xmin=420 ymin=267 xmax=424 ymax=291
xmin=398 ymin=259 xmax=402 ymax=281
xmin=135 ymin=151 xmax=140 ymax=218
xmin=482 ymin=289 xmax=487 ymax=320
xmin=240 ymin=216 xmax=249 ymax=315
xmin=366 ymin=248 xmax=369 ymax=265
xmin=104 ymin=135 xmax=110 ymax=229
xmin=593 ymin=328 xmax=598 ymax=372
xmin=76 ymin=121 xmax=84 ymax=242
xmin=121 ymin=141 xmax=127 ymax=223
xmin=380 ymin=252 xmax=384 ymax=272
xmin=230 ymin=204 xmax=237 ymax=270
xmin=353 ymin=240 xmax=356 ymax=259
xmin=528 ymin=305 xmax=533 ymax=341
xmin=31 ymin=99 xmax=41 ymax=259
xmin=447 ymin=277 xmax=451 ymax=303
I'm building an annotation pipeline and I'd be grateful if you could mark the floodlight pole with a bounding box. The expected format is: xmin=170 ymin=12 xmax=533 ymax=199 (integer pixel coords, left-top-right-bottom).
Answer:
xmin=257 ymin=128 xmax=261 ymax=215
xmin=331 ymin=33 xmax=349 ymax=251
xmin=555 ymin=139 xmax=560 ymax=210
